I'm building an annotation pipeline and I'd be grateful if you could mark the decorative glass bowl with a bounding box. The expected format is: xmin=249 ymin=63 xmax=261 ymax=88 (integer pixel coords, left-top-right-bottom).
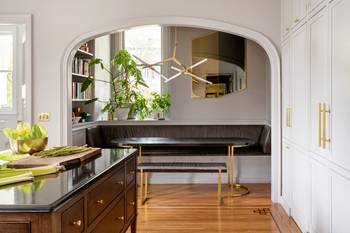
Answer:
xmin=9 ymin=137 xmax=48 ymax=154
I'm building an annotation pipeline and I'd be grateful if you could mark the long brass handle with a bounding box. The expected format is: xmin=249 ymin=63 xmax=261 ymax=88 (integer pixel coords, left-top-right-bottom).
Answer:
xmin=322 ymin=103 xmax=331 ymax=149
xmin=318 ymin=103 xmax=322 ymax=147
xmin=72 ymin=220 xmax=82 ymax=226
xmin=288 ymin=108 xmax=292 ymax=127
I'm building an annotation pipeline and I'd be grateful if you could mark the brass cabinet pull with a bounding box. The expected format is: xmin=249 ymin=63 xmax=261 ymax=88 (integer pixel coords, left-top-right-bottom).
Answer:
xmin=72 ymin=220 xmax=82 ymax=226
xmin=318 ymin=103 xmax=322 ymax=147
xmin=116 ymin=216 xmax=124 ymax=221
xmin=286 ymin=108 xmax=292 ymax=128
xmin=129 ymin=170 xmax=135 ymax=175
xmin=117 ymin=181 xmax=124 ymax=185
xmin=322 ymin=103 xmax=331 ymax=149
xmin=129 ymin=201 xmax=135 ymax=206
xmin=96 ymin=199 xmax=104 ymax=205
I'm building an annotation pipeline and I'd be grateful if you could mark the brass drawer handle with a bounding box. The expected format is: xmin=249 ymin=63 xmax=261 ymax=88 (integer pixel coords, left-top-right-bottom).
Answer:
xmin=72 ymin=220 xmax=82 ymax=226
xmin=116 ymin=216 xmax=124 ymax=221
xmin=96 ymin=199 xmax=104 ymax=205
xmin=129 ymin=170 xmax=135 ymax=175
xmin=129 ymin=201 xmax=135 ymax=206
xmin=117 ymin=181 xmax=124 ymax=185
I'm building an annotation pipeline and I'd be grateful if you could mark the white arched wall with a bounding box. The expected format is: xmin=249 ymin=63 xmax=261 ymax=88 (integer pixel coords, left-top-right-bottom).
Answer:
xmin=61 ymin=17 xmax=281 ymax=202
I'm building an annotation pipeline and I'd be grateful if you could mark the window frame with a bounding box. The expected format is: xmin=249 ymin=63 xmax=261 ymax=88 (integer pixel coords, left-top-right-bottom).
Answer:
xmin=0 ymin=25 xmax=17 ymax=114
xmin=122 ymin=25 xmax=166 ymax=95
xmin=0 ymin=14 xmax=32 ymax=123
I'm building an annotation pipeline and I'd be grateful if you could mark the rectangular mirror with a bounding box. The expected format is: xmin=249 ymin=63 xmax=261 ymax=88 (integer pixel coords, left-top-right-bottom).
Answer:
xmin=191 ymin=32 xmax=246 ymax=98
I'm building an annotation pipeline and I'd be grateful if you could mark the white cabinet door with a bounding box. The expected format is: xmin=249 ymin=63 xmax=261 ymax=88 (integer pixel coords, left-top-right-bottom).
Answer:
xmin=330 ymin=0 xmax=350 ymax=170
xmin=282 ymin=41 xmax=293 ymax=140
xmin=291 ymin=147 xmax=311 ymax=232
xmin=291 ymin=24 xmax=309 ymax=149
xmin=309 ymin=8 xmax=331 ymax=157
xmin=311 ymin=160 xmax=331 ymax=233
xmin=281 ymin=142 xmax=292 ymax=212
xmin=332 ymin=172 xmax=350 ymax=233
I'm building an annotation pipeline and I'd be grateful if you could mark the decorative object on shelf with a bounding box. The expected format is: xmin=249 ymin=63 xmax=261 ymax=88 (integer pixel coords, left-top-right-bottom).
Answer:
xmin=82 ymin=50 xmax=149 ymax=120
xmin=3 ymin=122 xmax=48 ymax=154
xmin=150 ymin=92 xmax=171 ymax=120
xmin=133 ymin=27 xmax=211 ymax=84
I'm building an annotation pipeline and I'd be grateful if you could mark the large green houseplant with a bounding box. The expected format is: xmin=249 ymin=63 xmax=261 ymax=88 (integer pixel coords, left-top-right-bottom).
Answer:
xmin=82 ymin=50 xmax=149 ymax=120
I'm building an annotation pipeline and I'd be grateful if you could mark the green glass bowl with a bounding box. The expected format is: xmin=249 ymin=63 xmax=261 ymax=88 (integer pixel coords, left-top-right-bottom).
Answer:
xmin=9 ymin=137 xmax=48 ymax=154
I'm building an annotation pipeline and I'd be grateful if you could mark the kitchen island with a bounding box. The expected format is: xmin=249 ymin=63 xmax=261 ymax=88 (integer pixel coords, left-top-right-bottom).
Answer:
xmin=0 ymin=148 xmax=137 ymax=233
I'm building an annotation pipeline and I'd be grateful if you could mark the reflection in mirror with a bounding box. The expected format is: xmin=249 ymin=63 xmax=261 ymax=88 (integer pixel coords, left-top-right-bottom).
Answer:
xmin=191 ymin=32 xmax=246 ymax=98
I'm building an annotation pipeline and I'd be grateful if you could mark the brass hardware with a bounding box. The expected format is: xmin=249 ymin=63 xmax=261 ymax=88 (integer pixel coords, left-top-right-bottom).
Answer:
xmin=286 ymin=108 xmax=292 ymax=127
xmin=322 ymin=103 xmax=331 ymax=149
xmin=140 ymin=168 xmax=144 ymax=205
xmin=227 ymin=144 xmax=249 ymax=197
xmin=72 ymin=220 xmax=82 ymax=226
xmin=116 ymin=216 xmax=124 ymax=221
xmin=129 ymin=170 xmax=135 ymax=175
xmin=117 ymin=181 xmax=124 ymax=185
xmin=294 ymin=18 xmax=300 ymax=23
xmin=96 ymin=199 xmax=104 ymax=205
xmin=129 ymin=201 xmax=135 ymax=206
xmin=218 ymin=169 xmax=222 ymax=204
xmin=227 ymin=145 xmax=231 ymax=185
xmin=144 ymin=172 xmax=148 ymax=200
xmin=318 ymin=103 xmax=322 ymax=147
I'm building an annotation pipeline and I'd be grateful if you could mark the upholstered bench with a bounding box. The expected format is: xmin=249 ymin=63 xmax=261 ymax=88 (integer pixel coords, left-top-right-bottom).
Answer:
xmin=137 ymin=162 xmax=227 ymax=204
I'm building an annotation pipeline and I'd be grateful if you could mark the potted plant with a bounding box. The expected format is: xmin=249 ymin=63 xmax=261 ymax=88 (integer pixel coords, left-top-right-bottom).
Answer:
xmin=150 ymin=92 xmax=171 ymax=120
xmin=82 ymin=50 xmax=148 ymax=120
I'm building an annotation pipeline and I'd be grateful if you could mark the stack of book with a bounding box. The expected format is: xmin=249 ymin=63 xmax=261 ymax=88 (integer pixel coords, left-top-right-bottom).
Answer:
xmin=73 ymin=58 xmax=90 ymax=76
xmin=72 ymin=82 xmax=92 ymax=100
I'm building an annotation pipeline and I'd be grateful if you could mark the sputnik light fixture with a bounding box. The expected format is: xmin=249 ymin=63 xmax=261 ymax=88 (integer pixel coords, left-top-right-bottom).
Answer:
xmin=133 ymin=27 xmax=212 ymax=84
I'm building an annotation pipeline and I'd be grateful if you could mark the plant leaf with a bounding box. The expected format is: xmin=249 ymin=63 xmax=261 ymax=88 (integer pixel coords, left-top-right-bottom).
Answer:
xmin=81 ymin=78 xmax=93 ymax=92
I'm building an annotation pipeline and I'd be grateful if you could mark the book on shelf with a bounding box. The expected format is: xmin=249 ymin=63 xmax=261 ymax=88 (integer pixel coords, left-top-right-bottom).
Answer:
xmin=72 ymin=82 xmax=92 ymax=100
xmin=72 ymin=57 xmax=90 ymax=76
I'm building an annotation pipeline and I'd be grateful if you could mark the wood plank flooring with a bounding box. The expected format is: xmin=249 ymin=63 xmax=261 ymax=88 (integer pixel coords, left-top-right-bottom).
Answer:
xmin=134 ymin=184 xmax=301 ymax=233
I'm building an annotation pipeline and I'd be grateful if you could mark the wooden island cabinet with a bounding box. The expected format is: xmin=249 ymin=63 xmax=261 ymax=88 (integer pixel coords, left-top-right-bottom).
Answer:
xmin=0 ymin=149 xmax=137 ymax=233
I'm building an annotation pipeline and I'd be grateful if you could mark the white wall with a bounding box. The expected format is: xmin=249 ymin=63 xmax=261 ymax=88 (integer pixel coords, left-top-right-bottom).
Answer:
xmin=167 ymin=27 xmax=270 ymax=123
xmin=94 ymin=35 xmax=111 ymax=121
xmin=0 ymin=0 xmax=280 ymax=146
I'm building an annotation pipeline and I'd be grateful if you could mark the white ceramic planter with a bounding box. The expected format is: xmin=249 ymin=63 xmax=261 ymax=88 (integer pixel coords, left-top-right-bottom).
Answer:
xmin=114 ymin=106 xmax=130 ymax=120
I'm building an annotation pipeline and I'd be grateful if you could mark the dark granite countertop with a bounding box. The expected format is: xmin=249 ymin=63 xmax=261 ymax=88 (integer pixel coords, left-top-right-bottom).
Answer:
xmin=0 ymin=148 xmax=137 ymax=213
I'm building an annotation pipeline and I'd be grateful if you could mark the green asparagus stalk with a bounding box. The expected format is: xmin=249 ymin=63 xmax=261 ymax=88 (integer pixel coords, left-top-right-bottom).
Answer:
xmin=33 ymin=145 xmax=90 ymax=158
xmin=0 ymin=165 xmax=63 ymax=178
xmin=0 ymin=172 xmax=33 ymax=186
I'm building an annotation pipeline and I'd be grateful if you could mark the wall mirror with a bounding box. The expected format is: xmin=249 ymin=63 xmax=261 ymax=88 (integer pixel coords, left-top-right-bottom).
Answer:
xmin=191 ymin=32 xmax=246 ymax=98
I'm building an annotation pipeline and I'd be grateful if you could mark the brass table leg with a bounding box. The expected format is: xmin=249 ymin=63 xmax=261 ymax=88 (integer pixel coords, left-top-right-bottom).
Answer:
xmin=218 ymin=169 xmax=222 ymax=204
xmin=140 ymin=168 xmax=144 ymax=205
xmin=226 ymin=144 xmax=249 ymax=197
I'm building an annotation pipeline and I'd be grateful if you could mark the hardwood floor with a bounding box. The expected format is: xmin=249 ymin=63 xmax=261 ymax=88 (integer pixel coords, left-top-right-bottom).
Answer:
xmin=134 ymin=184 xmax=301 ymax=233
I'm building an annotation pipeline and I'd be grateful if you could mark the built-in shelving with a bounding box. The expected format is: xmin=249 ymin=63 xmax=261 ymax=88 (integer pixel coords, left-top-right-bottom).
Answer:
xmin=77 ymin=49 xmax=94 ymax=57
xmin=72 ymin=40 xmax=95 ymax=125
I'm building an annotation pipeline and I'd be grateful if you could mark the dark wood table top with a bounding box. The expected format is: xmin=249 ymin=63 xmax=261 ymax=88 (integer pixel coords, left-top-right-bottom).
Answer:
xmin=111 ymin=137 xmax=255 ymax=148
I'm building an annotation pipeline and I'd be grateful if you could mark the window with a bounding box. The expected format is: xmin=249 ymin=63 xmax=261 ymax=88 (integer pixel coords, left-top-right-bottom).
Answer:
xmin=0 ymin=27 xmax=15 ymax=112
xmin=124 ymin=25 xmax=162 ymax=98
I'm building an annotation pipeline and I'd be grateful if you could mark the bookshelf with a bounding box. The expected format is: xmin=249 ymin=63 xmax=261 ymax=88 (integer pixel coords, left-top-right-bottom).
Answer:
xmin=72 ymin=40 xmax=95 ymax=125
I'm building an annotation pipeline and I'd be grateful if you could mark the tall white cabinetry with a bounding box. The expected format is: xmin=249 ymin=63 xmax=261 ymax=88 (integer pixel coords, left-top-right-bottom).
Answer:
xmin=281 ymin=0 xmax=350 ymax=232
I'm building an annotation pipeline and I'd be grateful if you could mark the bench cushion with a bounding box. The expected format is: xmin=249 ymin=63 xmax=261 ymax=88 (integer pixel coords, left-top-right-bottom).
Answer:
xmin=138 ymin=162 xmax=227 ymax=173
